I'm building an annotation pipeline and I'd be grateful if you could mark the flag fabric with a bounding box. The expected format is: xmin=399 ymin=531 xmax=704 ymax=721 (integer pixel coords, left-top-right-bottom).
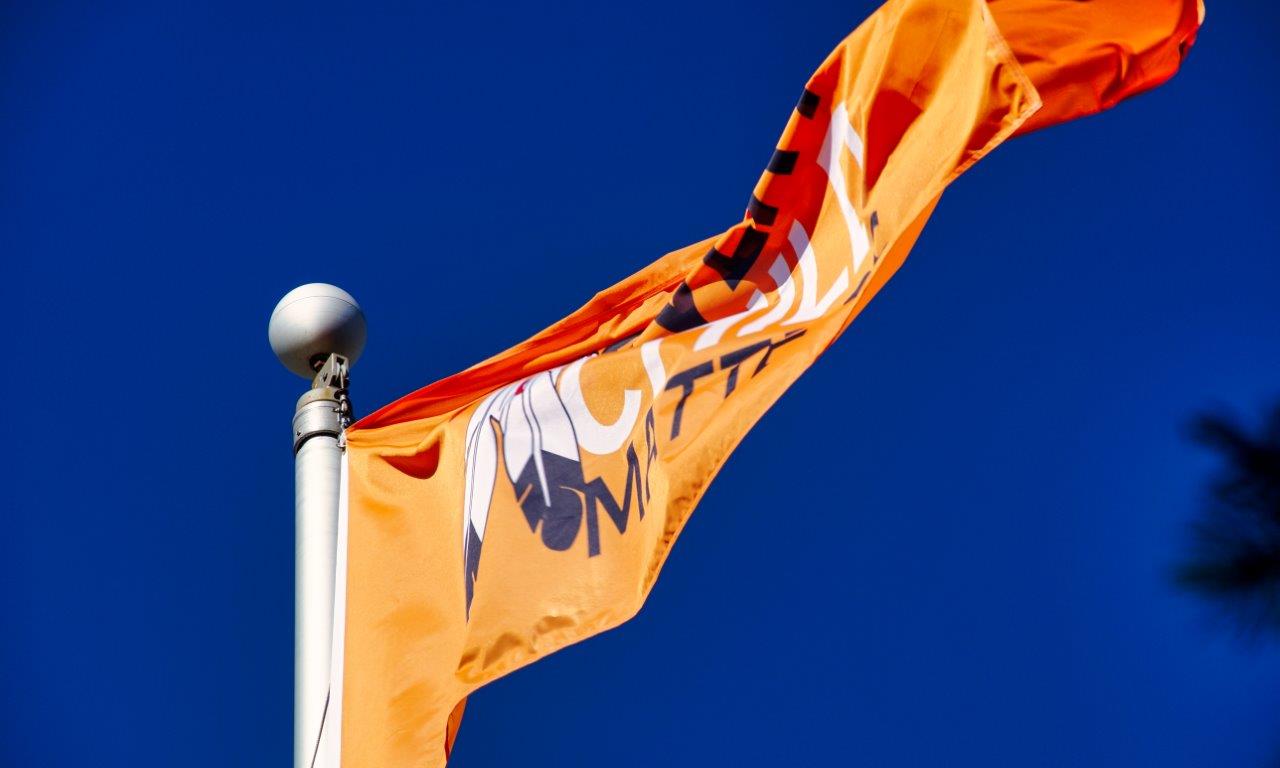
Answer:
xmin=325 ymin=1 xmax=1201 ymax=764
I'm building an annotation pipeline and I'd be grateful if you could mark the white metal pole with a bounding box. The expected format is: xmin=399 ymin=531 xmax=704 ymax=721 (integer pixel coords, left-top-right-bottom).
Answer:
xmin=292 ymin=390 xmax=345 ymax=768
xmin=269 ymin=284 xmax=366 ymax=768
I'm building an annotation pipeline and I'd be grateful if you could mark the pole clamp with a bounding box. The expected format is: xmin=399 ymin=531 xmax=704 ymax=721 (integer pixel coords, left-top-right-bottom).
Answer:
xmin=292 ymin=353 xmax=353 ymax=453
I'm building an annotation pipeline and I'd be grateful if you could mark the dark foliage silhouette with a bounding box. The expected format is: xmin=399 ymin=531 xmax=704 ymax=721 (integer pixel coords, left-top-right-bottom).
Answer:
xmin=1177 ymin=403 xmax=1280 ymax=638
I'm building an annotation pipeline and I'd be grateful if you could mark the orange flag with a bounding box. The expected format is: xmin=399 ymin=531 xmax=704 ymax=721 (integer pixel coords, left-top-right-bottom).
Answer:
xmin=329 ymin=1 xmax=1201 ymax=764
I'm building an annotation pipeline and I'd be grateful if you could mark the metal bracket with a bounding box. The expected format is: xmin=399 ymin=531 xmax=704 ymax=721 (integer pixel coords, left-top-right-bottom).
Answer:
xmin=292 ymin=353 xmax=354 ymax=453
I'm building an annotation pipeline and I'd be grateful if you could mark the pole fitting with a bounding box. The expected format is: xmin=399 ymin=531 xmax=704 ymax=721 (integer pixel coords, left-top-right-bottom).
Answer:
xmin=292 ymin=353 xmax=353 ymax=453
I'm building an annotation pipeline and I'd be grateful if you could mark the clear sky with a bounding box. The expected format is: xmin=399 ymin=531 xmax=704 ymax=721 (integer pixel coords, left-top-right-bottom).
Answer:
xmin=4 ymin=1 xmax=1279 ymax=766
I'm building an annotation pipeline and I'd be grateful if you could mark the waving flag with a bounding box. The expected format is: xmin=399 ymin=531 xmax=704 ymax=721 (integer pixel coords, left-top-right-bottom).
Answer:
xmin=321 ymin=0 xmax=1202 ymax=764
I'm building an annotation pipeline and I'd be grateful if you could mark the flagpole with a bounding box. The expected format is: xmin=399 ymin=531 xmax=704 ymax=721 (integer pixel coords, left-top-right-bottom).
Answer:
xmin=269 ymin=284 xmax=366 ymax=768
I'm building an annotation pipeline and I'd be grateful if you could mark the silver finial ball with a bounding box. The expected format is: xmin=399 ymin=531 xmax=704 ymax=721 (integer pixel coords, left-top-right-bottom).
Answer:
xmin=269 ymin=283 xmax=367 ymax=379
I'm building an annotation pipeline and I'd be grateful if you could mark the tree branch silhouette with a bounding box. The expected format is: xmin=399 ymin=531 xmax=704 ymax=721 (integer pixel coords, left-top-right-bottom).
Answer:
xmin=1176 ymin=402 xmax=1280 ymax=638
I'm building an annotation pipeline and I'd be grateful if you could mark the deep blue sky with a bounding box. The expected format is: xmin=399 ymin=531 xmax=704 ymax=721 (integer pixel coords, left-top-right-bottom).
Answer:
xmin=4 ymin=1 xmax=1279 ymax=766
